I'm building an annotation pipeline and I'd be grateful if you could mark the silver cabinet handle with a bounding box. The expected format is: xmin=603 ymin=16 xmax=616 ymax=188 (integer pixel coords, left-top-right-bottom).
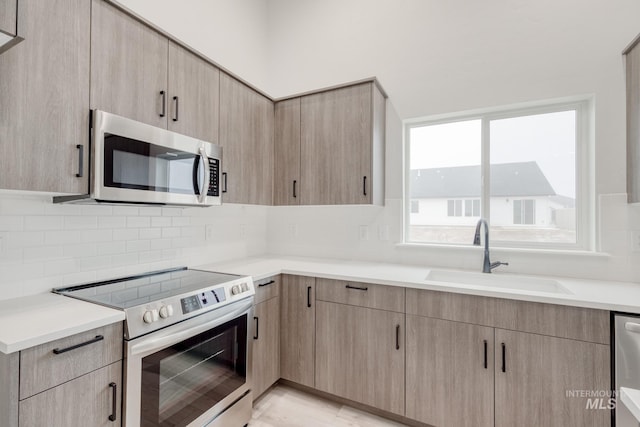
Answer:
xmin=625 ymin=322 xmax=640 ymax=333
xmin=198 ymin=146 xmax=210 ymax=204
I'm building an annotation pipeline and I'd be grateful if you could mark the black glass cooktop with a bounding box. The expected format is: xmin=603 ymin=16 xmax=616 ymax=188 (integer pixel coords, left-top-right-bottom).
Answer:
xmin=54 ymin=268 xmax=243 ymax=309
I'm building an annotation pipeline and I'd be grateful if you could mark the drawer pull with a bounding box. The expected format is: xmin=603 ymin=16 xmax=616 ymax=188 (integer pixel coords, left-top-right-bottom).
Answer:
xmin=159 ymin=90 xmax=166 ymax=117
xmin=395 ymin=325 xmax=400 ymax=350
xmin=108 ymin=382 xmax=117 ymax=422
xmin=293 ymin=180 xmax=297 ymax=198
xmin=345 ymin=284 xmax=368 ymax=291
xmin=76 ymin=144 xmax=84 ymax=178
xmin=501 ymin=342 xmax=506 ymax=373
xmin=52 ymin=335 xmax=104 ymax=355
xmin=173 ymin=96 xmax=179 ymax=122
xmin=307 ymin=286 xmax=312 ymax=308
xmin=258 ymin=280 xmax=275 ymax=288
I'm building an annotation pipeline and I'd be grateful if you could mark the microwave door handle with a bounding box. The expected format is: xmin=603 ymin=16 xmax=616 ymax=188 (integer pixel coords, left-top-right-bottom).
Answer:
xmin=197 ymin=147 xmax=210 ymax=204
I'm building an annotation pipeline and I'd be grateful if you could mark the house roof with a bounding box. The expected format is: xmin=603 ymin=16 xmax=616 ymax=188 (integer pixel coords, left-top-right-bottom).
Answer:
xmin=410 ymin=161 xmax=557 ymax=198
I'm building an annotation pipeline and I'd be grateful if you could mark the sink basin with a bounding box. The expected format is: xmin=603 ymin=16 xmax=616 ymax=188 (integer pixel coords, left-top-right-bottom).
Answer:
xmin=425 ymin=270 xmax=571 ymax=294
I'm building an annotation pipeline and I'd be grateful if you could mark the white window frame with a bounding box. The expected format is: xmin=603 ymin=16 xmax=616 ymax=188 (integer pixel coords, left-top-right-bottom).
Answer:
xmin=403 ymin=97 xmax=594 ymax=251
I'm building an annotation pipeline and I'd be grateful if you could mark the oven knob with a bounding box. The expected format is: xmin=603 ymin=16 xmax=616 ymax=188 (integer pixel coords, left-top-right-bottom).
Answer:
xmin=159 ymin=305 xmax=174 ymax=319
xmin=143 ymin=310 xmax=155 ymax=324
xmin=241 ymin=282 xmax=249 ymax=292
xmin=231 ymin=285 xmax=241 ymax=295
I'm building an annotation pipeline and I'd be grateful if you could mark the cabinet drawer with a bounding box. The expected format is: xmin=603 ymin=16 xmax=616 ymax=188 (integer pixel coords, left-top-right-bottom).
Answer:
xmin=406 ymin=288 xmax=609 ymax=344
xmin=254 ymin=275 xmax=280 ymax=304
xmin=316 ymin=278 xmax=404 ymax=312
xmin=20 ymin=322 xmax=123 ymax=399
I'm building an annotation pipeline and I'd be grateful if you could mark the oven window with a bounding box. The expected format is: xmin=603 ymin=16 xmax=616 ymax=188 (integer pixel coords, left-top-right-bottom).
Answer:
xmin=140 ymin=315 xmax=247 ymax=427
xmin=104 ymin=134 xmax=204 ymax=195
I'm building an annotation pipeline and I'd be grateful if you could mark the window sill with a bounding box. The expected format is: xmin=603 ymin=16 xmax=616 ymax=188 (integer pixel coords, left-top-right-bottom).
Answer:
xmin=395 ymin=242 xmax=611 ymax=258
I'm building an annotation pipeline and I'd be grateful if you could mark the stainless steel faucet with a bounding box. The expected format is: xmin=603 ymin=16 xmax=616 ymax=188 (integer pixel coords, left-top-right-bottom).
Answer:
xmin=473 ymin=219 xmax=508 ymax=273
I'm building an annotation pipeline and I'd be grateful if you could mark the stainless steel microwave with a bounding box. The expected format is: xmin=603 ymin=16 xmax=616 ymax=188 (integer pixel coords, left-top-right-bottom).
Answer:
xmin=54 ymin=110 xmax=221 ymax=207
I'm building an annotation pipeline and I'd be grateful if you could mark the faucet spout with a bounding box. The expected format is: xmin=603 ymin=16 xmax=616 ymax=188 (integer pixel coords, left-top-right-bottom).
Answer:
xmin=473 ymin=219 xmax=507 ymax=273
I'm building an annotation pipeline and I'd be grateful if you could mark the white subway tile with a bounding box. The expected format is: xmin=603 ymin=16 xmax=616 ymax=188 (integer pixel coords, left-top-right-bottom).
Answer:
xmin=113 ymin=228 xmax=139 ymax=241
xmin=127 ymin=216 xmax=151 ymax=228
xmin=151 ymin=217 xmax=172 ymax=228
xmin=97 ymin=241 xmax=126 ymax=256
xmin=113 ymin=206 xmax=139 ymax=216
xmin=81 ymin=205 xmax=113 ymax=216
xmin=44 ymin=230 xmax=82 ymax=245
xmin=139 ymin=207 xmax=162 ymax=216
xmin=0 ymin=216 xmax=24 ymax=231
xmin=99 ymin=216 xmax=126 ymax=229
xmin=24 ymin=246 xmax=64 ymax=261
xmin=0 ymin=248 xmax=23 ymax=265
xmin=0 ymin=197 xmax=45 ymax=215
xmin=79 ymin=256 xmax=112 ymax=272
xmin=44 ymin=258 xmax=78 ymax=276
xmin=62 ymin=271 xmax=97 ymax=286
xmin=172 ymin=217 xmax=190 ymax=227
xmin=161 ymin=208 xmax=182 ymax=217
xmin=150 ymin=239 xmax=172 ymax=250
xmin=162 ymin=227 xmax=181 ymax=238
xmin=24 ymin=216 xmax=64 ymax=231
xmin=139 ymin=250 xmax=163 ymax=263
xmin=181 ymin=226 xmax=202 ymax=238
xmin=139 ymin=228 xmax=162 ymax=240
xmin=126 ymin=240 xmax=150 ymax=253
xmin=81 ymin=229 xmax=113 ymax=243
xmin=6 ymin=231 xmax=44 ymax=248
xmin=64 ymin=216 xmax=98 ymax=230
xmin=64 ymin=243 xmax=97 ymax=258
xmin=23 ymin=275 xmax=63 ymax=294
xmin=113 ymin=252 xmax=140 ymax=267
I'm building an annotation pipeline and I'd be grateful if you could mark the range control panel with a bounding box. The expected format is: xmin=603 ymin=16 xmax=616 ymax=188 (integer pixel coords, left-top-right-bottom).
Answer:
xmin=125 ymin=275 xmax=254 ymax=340
xmin=207 ymin=158 xmax=219 ymax=197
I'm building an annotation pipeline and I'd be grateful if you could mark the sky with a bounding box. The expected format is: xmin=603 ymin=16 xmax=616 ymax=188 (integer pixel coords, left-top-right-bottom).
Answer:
xmin=409 ymin=110 xmax=577 ymax=198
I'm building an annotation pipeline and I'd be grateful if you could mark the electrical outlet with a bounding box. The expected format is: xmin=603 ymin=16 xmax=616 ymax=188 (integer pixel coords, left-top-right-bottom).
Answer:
xmin=378 ymin=225 xmax=390 ymax=241
xmin=359 ymin=225 xmax=369 ymax=241
xmin=205 ymin=225 xmax=214 ymax=241
xmin=632 ymin=230 xmax=640 ymax=252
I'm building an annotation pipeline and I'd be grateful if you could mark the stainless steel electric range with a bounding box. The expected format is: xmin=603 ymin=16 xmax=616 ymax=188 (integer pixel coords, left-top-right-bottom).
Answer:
xmin=55 ymin=267 xmax=255 ymax=427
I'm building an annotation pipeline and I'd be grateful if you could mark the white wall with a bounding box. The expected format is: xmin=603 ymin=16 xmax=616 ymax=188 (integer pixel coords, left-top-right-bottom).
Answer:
xmin=116 ymin=0 xmax=270 ymax=90
xmin=0 ymin=193 xmax=268 ymax=301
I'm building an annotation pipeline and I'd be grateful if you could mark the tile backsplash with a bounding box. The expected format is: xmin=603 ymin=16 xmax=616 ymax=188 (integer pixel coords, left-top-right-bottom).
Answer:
xmin=0 ymin=193 xmax=268 ymax=300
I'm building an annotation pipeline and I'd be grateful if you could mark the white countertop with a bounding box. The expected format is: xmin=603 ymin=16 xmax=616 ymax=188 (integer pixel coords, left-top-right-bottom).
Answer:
xmin=620 ymin=387 xmax=640 ymax=423
xmin=0 ymin=293 xmax=124 ymax=354
xmin=196 ymin=255 xmax=640 ymax=314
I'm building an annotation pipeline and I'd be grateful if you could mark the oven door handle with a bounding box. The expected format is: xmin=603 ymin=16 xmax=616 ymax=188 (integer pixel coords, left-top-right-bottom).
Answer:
xmin=128 ymin=299 xmax=253 ymax=357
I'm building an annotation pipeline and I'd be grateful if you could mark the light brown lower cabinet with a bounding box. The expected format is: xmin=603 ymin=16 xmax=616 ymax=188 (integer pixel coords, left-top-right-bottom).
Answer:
xmin=495 ymin=329 xmax=610 ymax=427
xmin=252 ymin=295 xmax=280 ymax=400
xmin=315 ymin=301 xmax=405 ymax=416
xmin=405 ymin=315 xmax=494 ymax=427
xmin=280 ymin=275 xmax=316 ymax=388
xmin=19 ymin=361 xmax=122 ymax=427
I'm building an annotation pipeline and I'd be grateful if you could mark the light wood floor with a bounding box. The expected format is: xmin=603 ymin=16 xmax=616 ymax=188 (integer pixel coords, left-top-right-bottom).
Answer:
xmin=250 ymin=384 xmax=408 ymax=427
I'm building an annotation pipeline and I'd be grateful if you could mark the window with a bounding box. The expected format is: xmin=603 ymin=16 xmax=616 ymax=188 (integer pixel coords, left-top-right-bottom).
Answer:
xmin=405 ymin=99 xmax=589 ymax=249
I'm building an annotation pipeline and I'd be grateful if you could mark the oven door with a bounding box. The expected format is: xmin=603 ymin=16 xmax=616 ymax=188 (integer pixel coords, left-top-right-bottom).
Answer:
xmin=124 ymin=299 xmax=253 ymax=427
xmin=92 ymin=109 xmax=221 ymax=207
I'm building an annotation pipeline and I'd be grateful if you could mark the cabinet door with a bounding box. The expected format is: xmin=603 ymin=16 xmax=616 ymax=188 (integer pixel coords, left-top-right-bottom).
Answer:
xmin=167 ymin=41 xmax=220 ymax=142
xmin=280 ymin=275 xmax=315 ymax=387
xmin=219 ymin=73 xmax=274 ymax=205
xmin=0 ymin=0 xmax=16 ymax=36
xmin=90 ymin=0 xmax=168 ymax=128
xmin=405 ymin=315 xmax=494 ymax=427
xmin=300 ymin=83 xmax=372 ymax=205
xmin=19 ymin=361 xmax=122 ymax=427
xmin=252 ymin=296 xmax=280 ymax=400
xmin=315 ymin=301 xmax=405 ymax=415
xmin=0 ymin=0 xmax=90 ymax=193
xmin=274 ymin=98 xmax=301 ymax=205
xmin=627 ymin=41 xmax=640 ymax=202
xmin=495 ymin=329 xmax=611 ymax=427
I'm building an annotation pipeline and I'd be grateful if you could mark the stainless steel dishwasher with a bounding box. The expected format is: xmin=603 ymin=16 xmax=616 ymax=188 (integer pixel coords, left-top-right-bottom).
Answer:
xmin=615 ymin=313 xmax=640 ymax=426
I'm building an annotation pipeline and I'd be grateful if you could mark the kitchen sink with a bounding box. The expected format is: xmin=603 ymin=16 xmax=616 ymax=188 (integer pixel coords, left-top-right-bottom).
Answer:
xmin=425 ymin=269 xmax=572 ymax=294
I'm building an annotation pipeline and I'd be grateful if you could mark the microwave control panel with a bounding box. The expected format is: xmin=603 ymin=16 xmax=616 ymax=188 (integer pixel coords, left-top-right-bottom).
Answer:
xmin=207 ymin=158 xmax=219 ymax=197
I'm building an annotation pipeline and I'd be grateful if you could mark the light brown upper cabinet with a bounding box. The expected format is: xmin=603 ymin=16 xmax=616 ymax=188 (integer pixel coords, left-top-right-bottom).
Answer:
xmin=91 ymin=1 xmax=219 ymax=142
xmin=274 ymin=98 xmax=301 ymax=205
xmin=0 ymin=0 xmax=90 ymax=193
xmin=219 ymin=73 xmax=274 ymax=205
xmin=0 ymin=0 xmax=17 ymax=37
xmin=292 ymin=81 xmax=385 ymax=205
xmin=626 ymin=35 xmax=640 ymax=203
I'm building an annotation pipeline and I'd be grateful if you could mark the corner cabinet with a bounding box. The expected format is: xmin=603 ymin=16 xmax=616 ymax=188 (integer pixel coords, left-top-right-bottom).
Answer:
xmin=274 ymin=81 xmax=386 ymax=206
xmin=219 ymin=73 xmax=274 ymax=205
xmin=0 ymin=0 xmax=90 ymax=193
xmin=626 ymin=35 xmax=640 ymax=202
xmin=91 ymin=0 xmax=219 ymax=142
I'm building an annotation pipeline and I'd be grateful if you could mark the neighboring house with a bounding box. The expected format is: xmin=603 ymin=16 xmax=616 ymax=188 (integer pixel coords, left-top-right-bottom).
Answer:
xmin=409 ymin=161 xmax=575 ymax=229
